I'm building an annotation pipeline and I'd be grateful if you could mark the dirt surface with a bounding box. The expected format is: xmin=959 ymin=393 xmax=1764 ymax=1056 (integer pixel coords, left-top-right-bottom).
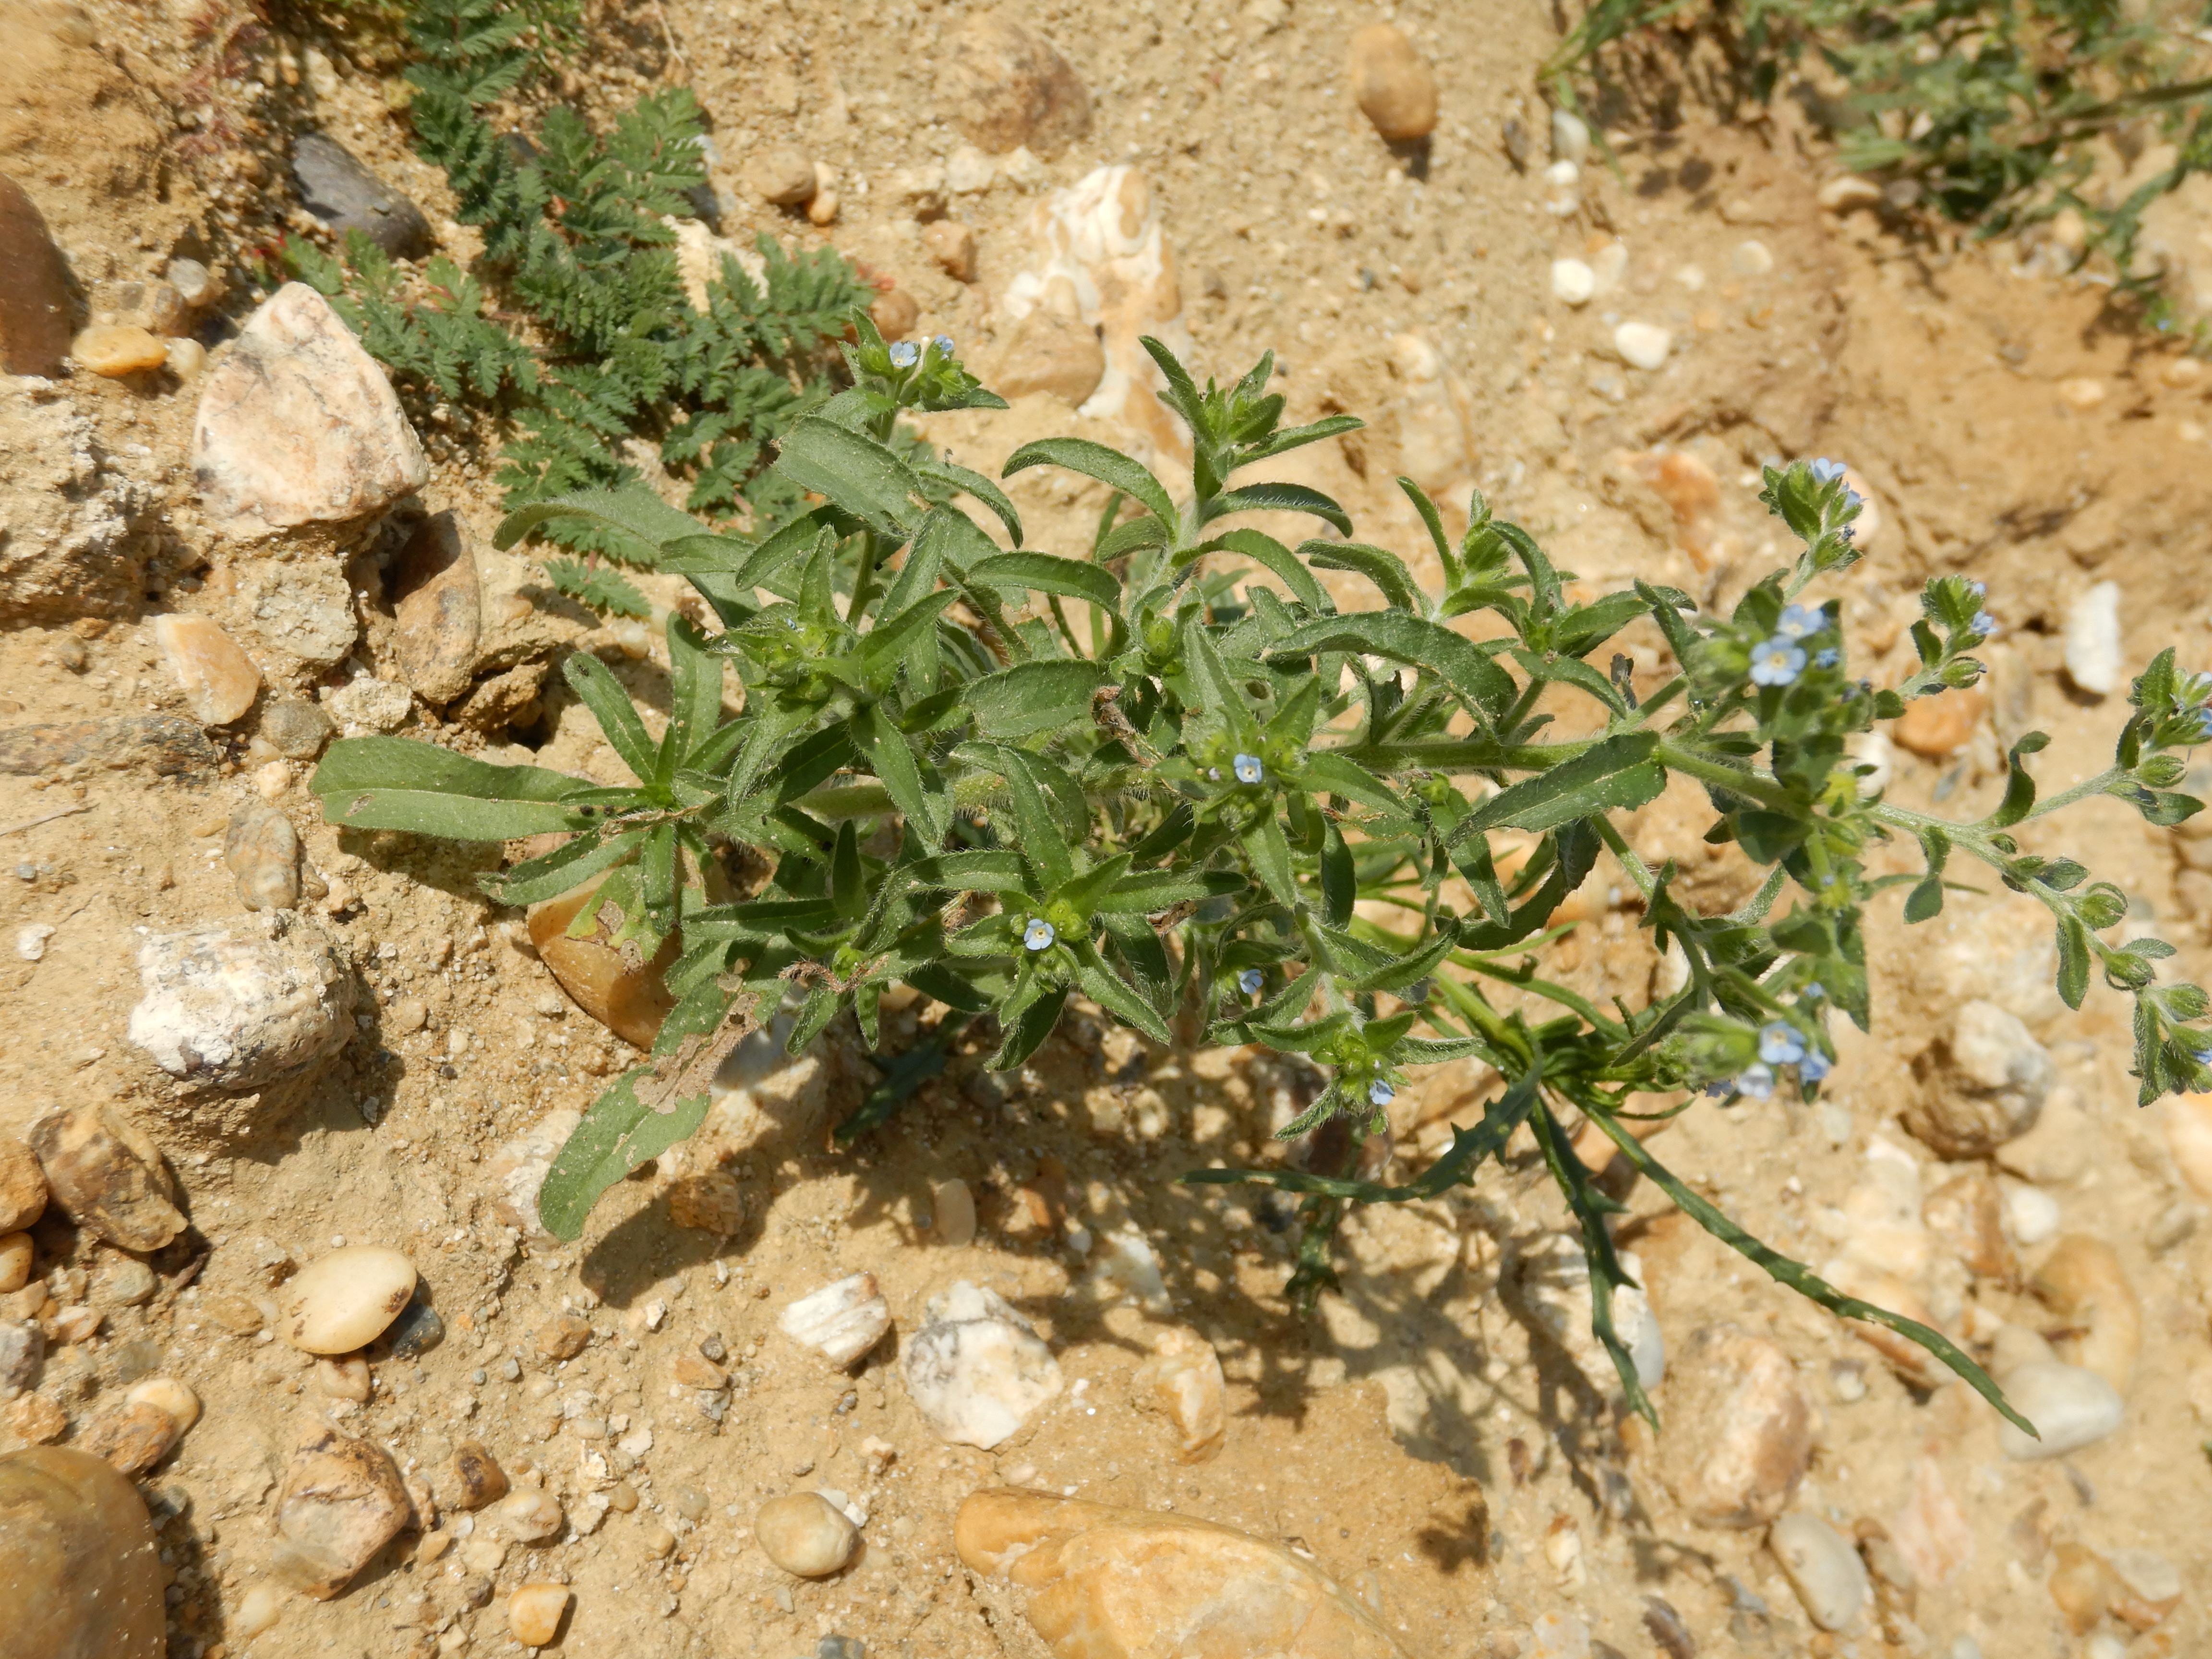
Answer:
xmin=5 ymin=1 xmax=2212 ymax=1657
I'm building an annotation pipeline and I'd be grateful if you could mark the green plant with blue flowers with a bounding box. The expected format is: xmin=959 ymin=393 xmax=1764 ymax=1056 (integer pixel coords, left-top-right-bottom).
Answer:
xmin=312 ymin=322 xmax=2212 ymax=1435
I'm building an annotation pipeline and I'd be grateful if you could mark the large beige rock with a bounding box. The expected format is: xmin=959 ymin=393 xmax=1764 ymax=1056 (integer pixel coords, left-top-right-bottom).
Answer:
xmin=153 ymin=615 xmax=261 ymax=726
xmin=942 ymin=15 xmax=1091 ymax=156
xmin=0 ymin=1446 xmax=166 ymax=1659
xmin=1655 ymin=1325 xmax=1813 ymax=1529
xmin=272 ymin=1429 xmax=412 ymax=1598
xmin=0 ymin=173 xmax=73 ymax=377
xmin=955 ymin=1489 xmax=1412 ymax=1658
xmin=1346 ymin=24 xmax=1437 ymax=143
xmin=0 ymin=384 xmax=150 ymax=625
xmin=191 ymin=283 xmax=428 ymax=539
xmin=389 ymin=512 xmax=481 ymax=705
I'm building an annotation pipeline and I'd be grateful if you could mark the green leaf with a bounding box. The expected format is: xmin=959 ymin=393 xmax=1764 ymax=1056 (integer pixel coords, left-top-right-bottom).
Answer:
xmin=665 ymin=614 xmax=727 ymax=768
xmin=1242 ymin=812 xmax=1298 ymax=908
xmin=970 ymin=551 xmax=1122 ymax=610
xmin=1003 ymin=437 xmax=1177 ymax=529
xmin=1903 ymin=876 xmax=1946 ymax=923
xmin=1320 ymin=819 xmax=1354 ymax=927
xmin=480 ymin=828 xmax=645 ymax=905
xmin=906 ymin=849 xmax=1032 ymax=894
xmin=2057 ymin=915 xmax=2092 ymax=1010
xmin=495 ymin=483 xmax=705 ymax=559
xmin=996 ymin=748 xmax=1074 ymax=889
xmin=1093 ymin=868 xmax=1247 ymax=914
xmin=1073 ymin=944 xmax=1173 ymax=1045
xmin=565 ymin=652 xmax=660 ymax=785
xmin=774 ymin=416 xmax=924 ymax=537
xmin=1297 ymin=540 xmax=1423 ymax=613
xmin=1193 ymin=528 xmax=1331 ymax=614
xmin=1298 ymin=751 xmax=1406 ymax=816
xmin=1204 ymin=481 xmax=1353 ymax=537
xmin=990 ymin=981 xmax=1069 ymax=1071
xmin=914 ymin=456 xmax=1024 ymax=546
xmin=313 ymin=737 xmax=593 ymax=841
xmin=545 ymin=557 xmax=651 ymax=617
xmin=1269 ymin=612 xmax=1516 ymax=725
xmin=851 ymin=701 xmax=943 ymax=844
xmin=965 ymin=660 xmax=1110 ymax=739
xmin=537 ymin=1070 xmax=712 ymax=1241
xmin=1454 ymin=734 xmax=1665 ymax=837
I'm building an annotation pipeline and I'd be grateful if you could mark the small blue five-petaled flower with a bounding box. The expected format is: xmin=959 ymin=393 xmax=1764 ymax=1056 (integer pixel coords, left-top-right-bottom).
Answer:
xmin=1803 ymin=981 xmax=1826 ymax=1001
xmin=1368 ymin=1078 xmax=1395 ymax=1108
xmin=1758 ymin=1021 xmax=1807 ymax=1066
xmin=1736 ymin=1063 xmax=1776 ymax=1100
xmin=1238 ymin=968 xmax=1264 ymax=996
xmin=1799 ymin=1050 xmax=1832 ymax=1085
xmin=1971 ymin=611 xmax=1998 ymax=637
xmin=889 ymin=341 xmax=920 ymax=368
xmin=1232 ymin=753 xmax=1264 ymax=784
xmin=1809 ymin=457 xmax=1847 ymax=484
xmin=1749 ymin=637 xmax=1806 ymax=687
xmin=1776 ymin=603 xmax=1823 ymax=639
xmin=932 ymin=334 xmax=955 ymax=357
xmin=1023 ymin=917 xmax=1056 ymax=951
xmin=1814 ymin=648 xmax=1839 ymax=669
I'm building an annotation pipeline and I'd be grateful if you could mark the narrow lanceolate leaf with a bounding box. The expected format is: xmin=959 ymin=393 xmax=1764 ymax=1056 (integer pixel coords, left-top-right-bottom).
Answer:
xmin=905 ymin=849 xmax=1032 ymax=894
xmin=1297 ymin=540 xmax=1423 ymax=614
xmin=565 ymin=653 xmax=660 ymax=785
xmin=1194 ymin=529 xmax=1331 ymax=614
xmin=970 ymin=552 xmax=1122 ymax=610
xmin=1202 ymin=481 xmax=1353 ymax=537
xmin=1073 ymin=945 xmax=1173 ymax=1045
xmin=914 ymin=456 xmax=1024 ymax=546
xmin=664 ymin=614 xmax=726 ymax=769
xmin=1002 ymin=436 xmax=1177 ymax=528
xmin=537 ymin=1070 xmax=712 ymax=1241
xmin=1268 ymin=612 xmax=1515 ymax=724
xmin=480 ymin=828 xmax=646 ymax=905
xmin=1242 ymin=812 xmax=1298 ymax=909
xmin=1452 ymin=734 xmax=1665 ymax=839
xmin=774 ymin=415 xmax=924 ymax=536
xmin=964 ymin=660 xmax=1110 ymax=739
xmin=314 ymin=737 xmax=593 ymax=841
xmin=1093 ymin=867 xmax=1247 ymax=914
xmin=851 ymin=701 xmax=944 ymax=844
xmin=1298 ymin=751 xmax=1405 ymax=815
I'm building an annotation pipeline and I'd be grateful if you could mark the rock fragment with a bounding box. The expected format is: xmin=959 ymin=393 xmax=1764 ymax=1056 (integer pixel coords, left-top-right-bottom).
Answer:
xmin=291 ymin=133 xmax=433 ymax=260
xmin=2063 ymin=580 xmax=2123 ymax=696
xmin=0 ymin=174 xmax=73 ymax=376
xmin=2167 ymin=1092 xmax=2212 ymax=1198
xmin=1904 ymin=999 xmax=2054 ymax=1158
xmin=71 ymin=325 xmax=168 ymax=378
xmin=1615 ymin=321 xmax=1672 ymax=371
xmin=1996 ymin=1358 xmax=2124 ymax=1460
xmin=955 ymin=1489 xmax=1412 ymax=1659
xmin=528 ymin=874 xmax=678 ymax=1049
xmin=447 ymin=1441 xmax=508 ymax=1510
xmin=78 ymin=1401 xmax=179 ymax=1476
xmin=493 ymin=1485 xmax=564 ymax=1543
xmin=27 ymin=1107 xmax=184 ymax=1253
xmin=0 ymin=1138 xmax=46 ymax=1234
xmin=272 ymin=1429 xmax=412 ymax=1598
xmin=755 ymin=1491 xmax=858 ymax=1577
xmin=1656 ymin=1325 xmax=1812 ymax=1528
xmin=226 ymin=801 xmax=302 ymax=912
xmin=1551 ymin=257 xmax=1595 ymax=306
xmin=124 ymin=1377 xmax=199 ymax=1435
xmin=153 ymin=615 xmax=261 ymax=726
xmin=280 ymin=1246 xmax=419 ymax=1355
xmin=1893 ymin=686 xmax=1986 ymax=759
xmin=1346 ymin=24 xmax=1438 ymax=143
xmin=902 ymin=1280 xmax=1062 ymax=1450
xmin=192 ymin=283 xmax=429 ymax=541
xmin=0 ymin=717 xmax=212 ymax=780
xmin=0 ymin=386 xmax=152 ymax=624
xmin=0 ymin=1446 xmax=166 ymax=1659
xmin=922 ymin=219 xmax=979 ymax=282
xmin=0 ymin=1320 xmax=42 ymax=1396
xmin=0 ymin=1235 xmax=32 ymax=1298
xmin=750 ymin=148 xmax=817 ymax=206
xmin=1131 ymin=1328 xmax=1226 ymax=1463
xmin=537 ymin=1312 xmax=591 ymax=1361
xmin=780 ymin=1273 xmax=890 ymax=1368
xmin=390 ymin=511 xmax=482 ymax=705
xmin=508 ymin=1582 xmax=572 ymax=1647
xmin=127 ymin=920 xmax=356 ymax=1093
xmin=1769 ymin=1513 xmax=1869 ymax=1631
xmin=930 ymin=1177 xmax=977 ymax=1247
xmin=943 ymin=16 xmax=1091 ymax=156
xmin=995 ymin=309 xmax=1106 ymax=405
xmin=2032 ymin=1234 xmax=2140 ymax=1392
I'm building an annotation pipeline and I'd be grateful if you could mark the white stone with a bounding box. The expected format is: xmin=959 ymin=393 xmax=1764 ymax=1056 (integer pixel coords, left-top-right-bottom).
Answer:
xmin=1731 ymin=239 xmax=1775 ymax=276
xmin=1817 ymin=175 xmax=1883 ymax=211
xmin=127 ymin=919 xmax=356 ymax=1093
xmin=1550 ymin=108 xmax=1590 ymax=163
xmin=280 ymin=1246 xmax=418 ymax=1354
xmin=14 ymin=923 xmax=52 ymax=962
xmin=1514 ymin=1233 xmax=1664 ymax=1395
xmin=127 ymin=1376 xmax=201 ymax=1433
xmin=1996 ymin=1359 xmax=2124 ymax=1460
xmin=1544 ymin=159 xmax=1580 ymax=189
xmin=1550 ymin=258 xmax=1596 ymax=306
xmin=780 ymin=1272 xmax=891 ymax=1368
xmin=1768 ymin=1513 xmax=1869 ymax=1632
xmin=754 ymin=1491 xmax=858 ymax=1577
xmin=2003 ymin=1182 xmax=2062 ymax=1246
xmin=2063 ymin=580 xmax=2123 ymax=696
xmin=1088 ymin=1227 xmax=1169 ymax=1311
xmin=1528 ymin=1611 xmax=1590 ymax=1659
xmin=1614 ymin=322 xmax=1672 ymax=371
xmin=484 ymin=1109 xmax=581 ymax=1238
xmin=323 ymin=674 xmax=414 ymax=735
xmin=947 ymin=144 xmax=997 ymax=193
xmin=235 ymin=1583 xmax=287 ymax=1639
xmin=902 ymin=1279 xmax=1062 ymax=1449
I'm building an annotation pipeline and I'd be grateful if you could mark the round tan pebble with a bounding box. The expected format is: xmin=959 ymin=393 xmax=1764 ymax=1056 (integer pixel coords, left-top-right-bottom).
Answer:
xmin=537 ymin=1312 xmax=591 ymax=1360
xmin=941 ymin=15 xmax=1091 ymax=156
xmin=495 ymin=1486 xmax=565 ymax=1543
xmin=750 ymin=147 xmax=817 ymax=206
xmin=0 ymin=1136 xmax=47 ymax=1233
xmin=0 ymin=1232 xmax=32 ymax=1295
xmin=507 ymin=1582 xmax=571 ymax=1647
xmin=1347 ymin=24 xmax=1438 ymax=142
xmin=28 ymin=1106 xmax=184 ymax=1253
xmin=165 ymin=337 xmax=205 ymax=380
xmin=607 ymin=1481 xmax=639 ymax=1514
xmin=641 ymin=1521 xmax=677 ymax=1559
xmin=806 ymin=187 xmax=841 ymax=227
xmin=125 ymin=1377 xmax=200 ymax=1434
xmin=871 ymin=288 xmax=920 ymax=340
xmin=280 ymin=1246 xmax=418 ymax=1355
xmin=71 ymin=325 xmax=169 ymax=377
xmin=200 ymin=1291 xmax=266 ymax=1334
xmin=931 ymin=1178 xmax=977 ymax=1247
xmin=313 ymin=1354 xmax=372 ymax=1402
xmin=754 ymin=1491 xmax=858 ymax=1577
xmin=233 ymin=1581 xmax=287 ymax=1640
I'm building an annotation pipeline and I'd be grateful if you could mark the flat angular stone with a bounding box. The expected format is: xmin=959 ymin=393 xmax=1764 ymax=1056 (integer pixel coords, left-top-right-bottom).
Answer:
xmin=153 ymin=615 xmax=261 ymax=726
xmin=192 ymin=283 xmax=428 ymax=540
xmin=0 ymin=1138 xmax=46 ymax=1234
xmin=291 ymin=133 xmax=433 ymax=260
xmin=71 ymin=325 xmax=167 ymax=378
xmin=1656 ymin=1325 xmax=1812 ymax=1529
xmin=0 ymin=1446 xmax=166 ymax=1659
xmin=389 ymin=512 xmax=481 ymax=704
xmin=0 ymin=174 xmax=73 ymax=377
xmin=226 ymin=801 xmax=301 ymax=912
xmin=902 ymin=1280 xmax=1061 ymax=1450
xmin=0 ymin=717 xmax=214 ymax=780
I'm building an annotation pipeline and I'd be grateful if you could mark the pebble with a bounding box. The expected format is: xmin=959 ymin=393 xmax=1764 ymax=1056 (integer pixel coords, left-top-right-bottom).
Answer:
xmin=750 ymin=147 xmax=817 ymax=206
xmin=390 ymin=512 xmax=483 ymax=706
xmin=870 ymin=286 xmax=921 ymax=342
xmin=233 ymin=1581 xmax=287 ymax=1640
xmin=1131 ymin=1328 xmax=1226 ymax=1463
xmin=445 ymin=1441 xmax=508 ymax=1511
xmin=192 ymin=283 xmax=430 ymax=541
xmin=538 ymin=1312 xmax=592 ymax=1360
xmin=1922 ymin=1168 xmax=2013 ymax=1279
xmin=507 ymin=1582 xmax=572 ymax=1647
xmin=1614 ymin=321 xmax=1673 ymax=371
xmin=28 ymin=1106 xmax=185 ymax=1253
xmin=943 ymin=15 xmax=1091 ymax=156
xmin=948 ymin=144 xmax=996 ymax=193
xmin=1731 ymin=238 xmax=1775 ymax=276
xmin=226 ymin=800 xmax=302 ymax=912
xmin=323 ymin=673 xmax=414 ymax=734
xmin=121 ymin=1376 xmax=199 ymax=1436
xmin=0 ymin=1319 xmax=44 ymax=1395
xmin=1346 ymin=24 xmax=1438 ymax=143
xmin=1528 ymin=1612 xmax=1590 ymax=1659
xmin=13 ymin=922 xmax=51 ymax=963
xmin=755 ymin=1491 xmax=858 ymax=1577
xmin=0 ymin=1136 xmax=47 ymax=1233
xmin=780 ymin=1272 xmax=891 ymax=1368
xmin=922 ymin=219 xmax=980 ymax=282
xmin=1551 ymin=107 xmax=1591 ymax=163
xmin=280 ymin=1245 xmax=419 ymax=1355
xmin=70 ymin=325 xmax=167 ymax=378
xmin=494 ymin=1486 xmax=565 ymax=1543
xmin=6 ymin=1394 xmax=65 ymax=1443
xmin=1656 ymin=1325 xmax=1812 ymax=1528
xmin=164 ymin=337 xmax=204 ymax=381
xmin=527 ymin=877 xmax=676 ymax=1050
xmin=2047 ymin=1541 xmax=2120 ymax=1633
xmin=956 ymin=1489 xmax=1412 ymax=1658
xmin=0 ymin=173 xmax=74 ymax=376
xmin=1893 ymin=686 xmax=1986 ymax=758
xmin=272 ymin=1429 xmax=413 ymax=1598
xmin=127 ymin=920 xmax=357 ymax=1093
xmin=1550 ymin=257 xmax=1596 ymax=306
xmin=2032 ymin=1234 xmax=2140 ymax=1392
xmin=0 ymin=1234 xmax=31 ymax=1297
xmin=673 ymin=1351 xmax=727 ymax=1390
xmin=153 ymin=614 xmax=261 ymax=727
xmin=2058 ymin=376 xmax=2107 ymax=411
xmin=2063 ymin=580 xmax=2123 ymax=696
xmin=995 ymin=308 xmax=1106 ymax=405
xmin=79 ymin=1401 xmax=180 ymax=1476
xmin=2166 ymin=1092 xmax=2212 ymax=1198
xmin=166 ymin=257 xmax=221 ymax=310
xmin=1768 ymin=1513 xmax=1869 ymax=1631
xmin=902 ymin=1280 xmax=1063 ymax=1450
xmin=1817 ymin=174 xmax=1884 ymax=210
xmin=0 ymin=1444 xmax=166 ymax=1658
xmin=96 ymin=279 xmax=186 ymax=338
xmin=257 ymin=698 xmax=334 ymax=760
xmin=291 ymin=132 xmax=433 ymax=260
xmin=93 ymin=1256 xmax=158 ymax=1310
xmin=1902 ymin=999 xmax=2054 ymax=1158
xmin=2108 ymin=1547 xmax=2182 ymax=1625
xmin=931 ymin=1177 xmax=977 ymax=1247
xmin=1996 ymin=1359 xmax=2125 ymax=1460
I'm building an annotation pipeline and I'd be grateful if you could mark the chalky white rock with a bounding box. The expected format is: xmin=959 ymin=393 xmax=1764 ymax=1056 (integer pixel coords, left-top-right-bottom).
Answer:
xmin=1614 ymin=321 xmax=1672 ymax=371
xmin=902 ymin=1280 xmax=1063 ymax=1449
xmin=1769 ymin=1512 xmax=1870 ymax=1631
xmin=2063 ymin=580 xmax=2123 ymax=696
xmin=780 ymin=1272 xmax=891 ymax=1368
xmin=1550 ymin=258 xmax=1596 ymax=306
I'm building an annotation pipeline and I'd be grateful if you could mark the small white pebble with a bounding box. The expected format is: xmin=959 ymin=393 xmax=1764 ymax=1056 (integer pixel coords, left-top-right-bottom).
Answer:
xmin=1550 ymin=258 xmax=1596 ymax=306
xmin=2062 ymin=580 xmax=2124 ymax=696
xmin=1731 ymin=239 xmax=1774 ymax=276
xmin=2004 ymin=1183 xmax=2062 ymax=1247
xmin=1544 ymin=159 xmax=1579 ymax=189
xmin=1614 ymin=321 xmax=1672 ymax=371
xmin=15 ymin=923 xmax=54 ymax=962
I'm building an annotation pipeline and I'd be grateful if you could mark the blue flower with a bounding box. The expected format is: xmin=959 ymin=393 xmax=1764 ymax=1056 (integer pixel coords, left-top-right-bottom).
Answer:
xmin=1023 ymin=918 xmax=1056 ymax=951
xmin=1815 ymin=648 xmax=1839 ymax=669
xmin=1777 ymin=603 xmax=1823 ymax=639
xmin=1803 ymin=982 xmax=1826 ymax=1001
xmin=1749 ymin=637 xmax=1807 ymax=687
xmin=1705 ymin=1080 xmax=1734 ymax=1098
xmin=1238 ymin=968 xmax=1265 ymax=997
xmin=1809 ymin=458 xmax=1847 ymax=484
xmin=1971 ymin=612 xmax=1998 ymax=638
xmin=1368 ymin=1078 xmax=1396 ymax=1108
xmin=2193 ymin=708 xmax=2212 ymax=743
xmin=888 ymin=341 xmax=920 ymax=368
xmin=1233 ymin=753 xmax=1265 ymax=784
xmin=1735 ymin=1063 xmax=1775 ymax=1100
xmin=1968 ymin=580 xmax=1987 ymax=599
xmin=1799 ymin=1050 xmax=1832 ymax=1085
xmin=932 ymin=334 xmax=956 ymax=357
xmin=1758 ymin=1021 xmax=1807 ymax=1065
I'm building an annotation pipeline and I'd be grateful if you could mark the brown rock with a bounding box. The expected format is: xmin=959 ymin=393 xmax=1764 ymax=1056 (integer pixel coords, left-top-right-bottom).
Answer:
xmin=537 ymin=1312 xmax=591 ymax=1361
xmin=1894 ymin=687 xmax=1986 ymax=758
xmin=0 ymin=1235 xmax=31 ymax=1297
xmin=226 ymin=801 xmax=302 ymax=912
xmin=0 ymin=1446 xmax=166 ymax=1659
xmin=4 ymin=1394 xmax=66 ymax=1445
xmin=527 ymin=874 xmax=678 ymax=1050
xmin=0 ymin=174 xmax=74 ymax=377
xmin=1655 ymin=1325 xmax=1812 ymax=1529
xmin=0 ymin=717 xmax=215 ymax=781
xmin=996 ymin=310 xmax=1106 ymax=406
xmin=71 ymin=326 xmax=168 ymax=378
xmin=313 ymin=1356 xmax=371 ymax=1403
xmin=1904 ymin=999 xmax=2054 ymax=1158
xmin=0 ymin=1138 xmax=47 ymax=1235
xmin=448 ymin=1441 xmax=508 ymax=1510
xmin=943 ymin=16 xmax=1092 ymax=156
xmin=192 ymin=282 xmax=429 ymax=541
xmin=1347 ymin=24 xmax=1438 ymax=143
xmin=77 ymin=1401 xmax=178 ymax=1476
xmin=390 ymin=513 xmax=482 ymax=705
xmin=1623 ymin=449 xmax=1721 ymax=568
xmin=27 ymin=1106 xmax=184 ymax=1254
xmin=2048 ymin=1541 xmax=2120 ymax=1635
xmin=153 ymin=614 xmax=261 ymax=727
xmin=673 ymin=1351 xmax=728 ymax=1390
xmin=923 ymin=220 xmax=980 ymax=283
xmin=0 ymin=1321 xmax=44 ymax=1395
xmin=272 ymin=1429 xmax=412 ymax=1599
xmin=448 ymin=660 xmax=549 ymax=734
xmin=95 ymin=280 xmax=186 ymax=339
xmin=870 ymin=287 xmax=920 ymax=340
xmin=955 ymin=1489 xmax=1412 ymax=1659
xmin=258 ymin=698 xmax=334 ymax=760
xmin=750 ymin=147 xmax=817 ymax=206
xmin=754 ymin=1491 xmax=857 ymax=1577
